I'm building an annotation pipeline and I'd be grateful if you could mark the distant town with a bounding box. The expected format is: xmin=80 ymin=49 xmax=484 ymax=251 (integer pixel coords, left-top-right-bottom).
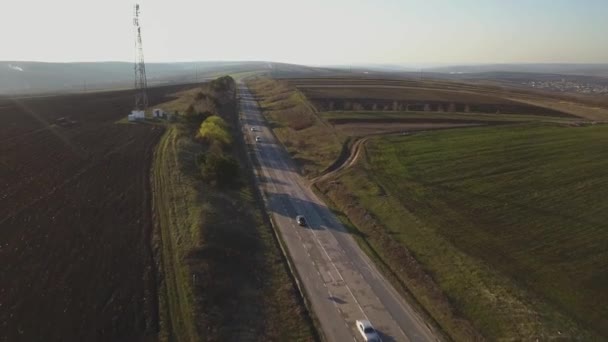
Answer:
xmin=524 ymin=79 xmax=608 ymax=95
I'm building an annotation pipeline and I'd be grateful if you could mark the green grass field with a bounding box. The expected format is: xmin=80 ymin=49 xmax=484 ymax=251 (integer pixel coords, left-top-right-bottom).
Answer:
xmin=324 ymin=123 xmax=608 ymax=340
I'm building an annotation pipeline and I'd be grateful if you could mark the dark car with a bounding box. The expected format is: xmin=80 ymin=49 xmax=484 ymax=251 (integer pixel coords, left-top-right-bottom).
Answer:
xmin=296 ymin=215 xmax=307 ymax=226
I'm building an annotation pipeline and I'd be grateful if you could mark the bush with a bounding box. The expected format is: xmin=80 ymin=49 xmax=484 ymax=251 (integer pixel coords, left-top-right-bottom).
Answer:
xmin=197 ymin=115 xmax=232 ymax=146
xmin=186 ymin=104 xmax=196 ymax=116
xmin=189 ymin=111 xmax=211 ymax=126
xmin=195 ymin=151 xmax=207 ymax=169
xmin=282 ymin=108 xmax=314 ymax=130
xmin=200 ymin=152 xmax=239 ymax=186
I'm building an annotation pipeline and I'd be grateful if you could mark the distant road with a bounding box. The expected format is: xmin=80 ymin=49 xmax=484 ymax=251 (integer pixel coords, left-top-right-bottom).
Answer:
xmin=238 ymin=83 xmax=439 ymax=342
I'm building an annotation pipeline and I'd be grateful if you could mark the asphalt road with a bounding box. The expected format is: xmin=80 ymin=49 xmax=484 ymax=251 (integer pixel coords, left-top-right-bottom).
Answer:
xmin=238 ymin=83 xmax=439 ymax=342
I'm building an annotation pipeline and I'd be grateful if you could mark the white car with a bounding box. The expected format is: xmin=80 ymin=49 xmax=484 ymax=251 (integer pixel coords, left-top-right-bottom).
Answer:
xmin=250 ymin=127 xmax=259 ymax=132
xmin=255 ymin=136 xmax=261 ymax=142
xmin=356 ymin=320 xmax=380 ymax=342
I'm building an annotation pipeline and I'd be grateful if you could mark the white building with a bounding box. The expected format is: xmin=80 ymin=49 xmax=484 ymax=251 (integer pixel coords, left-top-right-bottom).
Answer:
xmin=127 ymin=110 xmax=145 ymax=122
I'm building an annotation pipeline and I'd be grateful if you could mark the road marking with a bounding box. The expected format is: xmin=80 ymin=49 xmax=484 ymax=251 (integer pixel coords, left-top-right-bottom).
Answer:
xmin=291 ymin=202 xmax=370 ymax=321
xmin=239 ymin=86 xmax=366 ymax=342
xmin=248 ymin=102 xmax=369 ymax=325
xmin=327 ymin=270 xmax=336 ymax=283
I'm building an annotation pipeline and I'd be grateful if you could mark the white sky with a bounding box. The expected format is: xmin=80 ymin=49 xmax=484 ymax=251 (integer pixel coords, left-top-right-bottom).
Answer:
xmin=2 ymin=0 xmax=607 ymax=65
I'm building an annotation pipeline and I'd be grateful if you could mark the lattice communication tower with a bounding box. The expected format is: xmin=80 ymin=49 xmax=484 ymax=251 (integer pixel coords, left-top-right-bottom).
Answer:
xmin=133 ymin=4 xmax=148 ymax=111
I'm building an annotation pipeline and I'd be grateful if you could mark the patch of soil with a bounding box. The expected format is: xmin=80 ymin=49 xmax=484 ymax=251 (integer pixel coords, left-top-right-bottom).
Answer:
xmin=335 ymin=122 xmax=484 ymax=136
xmin=0 ymin=84 xmax=200 ymax=342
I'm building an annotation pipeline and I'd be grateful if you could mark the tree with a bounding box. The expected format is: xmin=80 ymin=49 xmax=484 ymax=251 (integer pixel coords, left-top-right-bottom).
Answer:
xmin=197 ymin=115 xmax=232 ymax=146
xmin=200 ymin=152 xmax=239 ymax=186
xmin=195 ymin=91 xmax=206 ymax=100
xmin=215 ymin=155 xmax=239 ymax=186
xmin=186 ymin=104 xmax=196 ymax=116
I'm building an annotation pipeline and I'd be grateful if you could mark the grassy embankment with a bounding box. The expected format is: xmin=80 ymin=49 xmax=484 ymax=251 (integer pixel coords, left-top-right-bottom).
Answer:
xmin=246 ymin=77 xmax=343 ymax=177
xmin=151 ymin=76 xmax=316 ymax=341
xmin=317 ymin=123 xmax=608 ymax=340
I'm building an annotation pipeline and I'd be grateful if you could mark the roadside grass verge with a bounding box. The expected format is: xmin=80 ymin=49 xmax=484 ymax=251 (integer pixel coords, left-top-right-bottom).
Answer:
xmin=246 ymin=77 xmax=343 ymax=177
xmin=152 ymin=125 xmax=200 ymax=341
xmin=317 ymin=123 xmax=608 ymax=340
xmin=152 ymin=78 xmax=316 ymax=341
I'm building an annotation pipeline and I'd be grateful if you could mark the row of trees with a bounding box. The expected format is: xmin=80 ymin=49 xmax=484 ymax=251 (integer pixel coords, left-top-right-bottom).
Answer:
xmin=324 ymin=100 xmax=473 ymax=113
xmin=176 ymin=75 xmax=239 ymax=187
xmin=195 ymin=115 xmax=239 ymax=187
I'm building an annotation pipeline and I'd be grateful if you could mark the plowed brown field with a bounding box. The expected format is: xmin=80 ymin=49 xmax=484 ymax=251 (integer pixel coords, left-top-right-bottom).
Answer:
xmin=0 ymin=84 xmax=199 ymax=342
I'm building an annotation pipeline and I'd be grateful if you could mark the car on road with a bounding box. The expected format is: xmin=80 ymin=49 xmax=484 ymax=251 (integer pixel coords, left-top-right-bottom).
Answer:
xmin=296 ymin=215 xmax=307 ymax=226
xmin=255 ymin=136 xmax=261 ymax=142
xmin=356 ymin=320 xmax=380 ymax=342
xmin=250 ymin=127 xmax=259 ymax=132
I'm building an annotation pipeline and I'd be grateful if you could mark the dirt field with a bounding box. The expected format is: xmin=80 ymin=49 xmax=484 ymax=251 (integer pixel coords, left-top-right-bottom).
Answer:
xmin=332 ymin=122 xmax=481 ymax=135
xmin=290 ymin=76 xmax=608 ymax=111
xmin=0 ymin=84 xmax=201 ymax=342
xmin=289 ymin=78 xmax=596 ymax=118
xmin=299 ymin=86 xmax=573 ymax=117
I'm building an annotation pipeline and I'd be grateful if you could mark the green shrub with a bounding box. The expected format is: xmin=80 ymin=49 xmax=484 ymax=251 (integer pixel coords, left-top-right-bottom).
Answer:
xmin=197 ymin=115 xmax=232 ymax=146
xmin=199 ymin=152 xmax=239 ymax=186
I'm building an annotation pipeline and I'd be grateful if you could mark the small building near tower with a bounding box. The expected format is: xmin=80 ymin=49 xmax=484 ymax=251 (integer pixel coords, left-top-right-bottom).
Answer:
xmin=153 ymin=108 xmax=164 ymax=118
xmin=128 ymin=110 xmax=145 ymax=121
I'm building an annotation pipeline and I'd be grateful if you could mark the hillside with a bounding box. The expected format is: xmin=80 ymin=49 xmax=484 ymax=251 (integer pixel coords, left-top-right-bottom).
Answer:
xmin=423 ymin=63 xmax=608 ymax=77
xmin=0 ymin=61 xmax=270 ymax=95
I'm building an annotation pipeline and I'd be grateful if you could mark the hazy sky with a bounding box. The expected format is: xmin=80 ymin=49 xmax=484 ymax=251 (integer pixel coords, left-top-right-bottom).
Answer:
xmin=2 ymin=0 xmax=607 ymax=65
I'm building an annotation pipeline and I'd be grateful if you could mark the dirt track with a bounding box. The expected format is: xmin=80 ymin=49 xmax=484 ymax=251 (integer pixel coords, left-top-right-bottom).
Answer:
xmin=0 ymin=84 xmax=200 ymax=342
xmin=310 ymin=136 xmax=370 ymax=186
xmin=311 ymin=123 xmax=488 ymax=186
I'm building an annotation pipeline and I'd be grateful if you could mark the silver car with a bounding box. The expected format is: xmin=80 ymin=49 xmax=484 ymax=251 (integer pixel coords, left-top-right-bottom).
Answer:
xmin=356 ymin=320 xmax=380 ymax=342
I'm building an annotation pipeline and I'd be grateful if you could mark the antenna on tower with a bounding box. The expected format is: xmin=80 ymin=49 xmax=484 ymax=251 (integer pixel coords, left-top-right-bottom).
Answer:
xmin=133 ymin=3 xmax=148 ymax=112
